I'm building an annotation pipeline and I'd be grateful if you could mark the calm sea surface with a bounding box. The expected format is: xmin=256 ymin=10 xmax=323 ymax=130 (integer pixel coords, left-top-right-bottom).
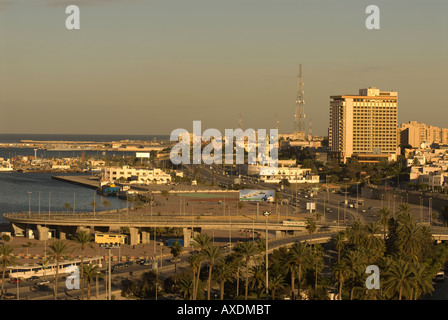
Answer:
xmin=0 ymin=172 xmax=127 ymax=223
xmin=0 ymin=134 xmax=168 ymax=223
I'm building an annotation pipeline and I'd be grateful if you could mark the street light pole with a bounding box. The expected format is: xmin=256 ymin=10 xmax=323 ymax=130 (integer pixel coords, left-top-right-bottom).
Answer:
xmin=263 ymin=211 xmax=271 ymax=300
xmin=28 ymin=192 xmax=32 ymax=214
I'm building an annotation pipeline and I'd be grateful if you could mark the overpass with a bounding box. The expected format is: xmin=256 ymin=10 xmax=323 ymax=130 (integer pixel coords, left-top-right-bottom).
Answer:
xmin=3 ymin=211 xmax=344 ymax=247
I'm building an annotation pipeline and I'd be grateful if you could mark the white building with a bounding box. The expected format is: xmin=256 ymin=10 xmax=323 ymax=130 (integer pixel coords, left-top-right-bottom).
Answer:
xmin=103 ymin=166 xmax=171 ymax=185
xmin=257 ymin=165 xmax=320 ymax=184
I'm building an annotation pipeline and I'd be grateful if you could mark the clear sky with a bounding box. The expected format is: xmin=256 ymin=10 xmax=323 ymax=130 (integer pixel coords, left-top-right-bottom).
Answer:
xmin=1 ymin=0 xmax=447 ymax=136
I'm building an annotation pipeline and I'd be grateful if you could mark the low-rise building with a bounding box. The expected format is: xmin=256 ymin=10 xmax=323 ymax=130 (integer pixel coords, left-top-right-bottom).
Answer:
xmin=103 ymin=166 xmax=171 ymax=184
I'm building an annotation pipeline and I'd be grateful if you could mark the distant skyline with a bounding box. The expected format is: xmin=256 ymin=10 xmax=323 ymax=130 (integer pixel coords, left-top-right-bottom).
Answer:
xmin=1 ymin=0 xmax=447 ymax=136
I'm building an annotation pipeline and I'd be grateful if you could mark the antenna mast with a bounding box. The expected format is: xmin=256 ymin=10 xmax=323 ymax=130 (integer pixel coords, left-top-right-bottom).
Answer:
xmin=294 ymin=64 xmax=306 ymax=137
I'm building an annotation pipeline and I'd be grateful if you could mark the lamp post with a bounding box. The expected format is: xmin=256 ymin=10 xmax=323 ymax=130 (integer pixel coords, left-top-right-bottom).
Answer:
xmin=28 ymin=192 xmax=32 ymax=214
xmin=100 ymin=243 xmax=120 ymax=300
xmin=263 ymin=211 xmax=271 ymax=300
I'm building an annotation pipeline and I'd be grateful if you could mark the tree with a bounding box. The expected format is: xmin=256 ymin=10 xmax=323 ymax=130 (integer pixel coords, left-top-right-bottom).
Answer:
xmin=333 ymin=261 xmax=350 ymax=300
xmin=47 ymin=240 xmax=70 ymax=300
xmin=285 ymin=242 xmax=311 ymax=300
xmin=102 ymin=200 xmax=111 ymax=212
xmin=177 ymin=273 xmax=196 ymax=300
xmin=72 ymin=230 xmax=93 ymax=300
xmin=234 ymin=241 xmax=259 ymax=300
xmin=187 ymin=253 xmax=203 ymax=300
xmin=170 ymin=241 xmax=183 ymax=278
xmin=191 ymin=233 xmax=212 ymax=300
xmin=383 ymin=259 xmax=413 ymax=300
xmin=82 ymin=263 xmax=101 ymax=300
xmin=332 ymin=231 xmax=347 ymax=263
xmin=378 ymin=207 xmax=391 ymax=240
xmin=250 ymin=264 xmax=265 ymax=299
xmin=0 ymin=244 xmax=16 ymax=300
xmin=202 ymin=244 xmax=221 ymax=300
xmin=63 ymin=202 xmax=72 ymax=213
xmin=268 ymin=274 xmax=285 ymax=300
xmin=305 ymin=219 xmax=317 ymax=243
xmin=214 ymin=260 xmax=234 ymax=300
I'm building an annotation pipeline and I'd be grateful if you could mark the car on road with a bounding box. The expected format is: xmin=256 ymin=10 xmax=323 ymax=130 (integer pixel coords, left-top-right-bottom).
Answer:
xmin=9 ymin=278 xmax=22 ymax=284
xmin=170 ymin=258 xmax=180 ymax=263
xmin=26 ymin=276 xmax=40 ymax=282
xmin=4 ymin=292 xmax=16 ymax=299
xmin=36 ymin=280 xmax=50 ymax=286
xmin=123 ymin=261 xmax=134 ymax=267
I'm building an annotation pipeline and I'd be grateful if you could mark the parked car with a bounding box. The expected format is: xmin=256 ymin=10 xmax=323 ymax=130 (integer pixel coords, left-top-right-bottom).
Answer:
xmin=9 ymin=278 xmax=22 ymax=284
xmin=27 ymin=276 xmax=40 ymax=282
xmin=3 ymin=292 xmax=16 ymax=299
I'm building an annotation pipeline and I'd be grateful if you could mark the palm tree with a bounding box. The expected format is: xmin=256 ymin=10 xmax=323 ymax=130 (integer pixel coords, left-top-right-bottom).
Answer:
xmin=202 ymin=244 xmax=221 ymax=300
xmin=63 ymin=202 xmax=72 ymax=213
xmin=363 ymin=222 xmax=385 ymax=263
xmin=285 ymin=242 xmax=311 ymax=300
xmin=410 ymin=262 xmax=434 ymax=300
xmin=332 ymin=261 xmax=350 ymax=300
xmin=332 ymin=231 xmax=347 ymax=263
xmin=178 ymin=273 xmax=196 ymax=300
xmin=378 ymin=207 xmax=391 ymax=240
xmin=72 ymin=230 xmax=93 ymax=300
xmin=191 ymin=233 xmax=212 ymax=299
xmin=47 ymin=240 xmax=70 ymax=300
xmin=169 ymin=241 xmax=183 ymax=277
xmin=234 ymin=241 xmax=259 ymax=300
xmin=0 ymin=244 xmax=16 ymax=300
xmin=187 ymin=253 xmax=203 ymax=300
xmin=346 ymin=221 xmax=366 ymax=247
xmin=213 ymin=260 xmax=234 ymax=300
xmin=343 ymin=250 xmax=368 ymax=300
xmin=102 ymin=200 xmax=111 ymax=212
xmin=82 ymin=263 xmax=101 ymax=300
xmin=250 ymin=264 xmax=265 ymax=299
xmin=311 ymin=244 xmax=324 ymax=290
xmin=269 ymin=274 xmax=285 ymax=300
xmin=383 ymin=259 xmax=413 ymax=300
xmin=305 ymin=219 xmax=317 ymax=243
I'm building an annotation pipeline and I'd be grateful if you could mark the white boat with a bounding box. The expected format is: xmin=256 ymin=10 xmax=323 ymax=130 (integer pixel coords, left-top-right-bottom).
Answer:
xmin=0 ymin=161 xmax=14 ymax=172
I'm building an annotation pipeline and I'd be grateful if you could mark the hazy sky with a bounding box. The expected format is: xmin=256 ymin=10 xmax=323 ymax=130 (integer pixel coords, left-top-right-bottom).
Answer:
xmin=1 ymin=0 xmax=447 ymax=136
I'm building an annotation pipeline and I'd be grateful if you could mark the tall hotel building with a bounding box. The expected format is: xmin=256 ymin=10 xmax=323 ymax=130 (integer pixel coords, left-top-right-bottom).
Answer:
xmin=329 ymin=87 xmax=399 ymax=163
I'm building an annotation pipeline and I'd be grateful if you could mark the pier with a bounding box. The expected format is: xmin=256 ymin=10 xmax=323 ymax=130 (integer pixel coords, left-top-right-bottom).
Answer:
xmin=51 ymin=175 xmax=99 ymax=189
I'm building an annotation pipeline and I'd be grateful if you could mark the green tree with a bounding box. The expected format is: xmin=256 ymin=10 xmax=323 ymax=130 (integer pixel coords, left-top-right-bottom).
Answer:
xmin=333 ymin=261 xmax=350 ymax=300
xmin=305 ymin=219 xmax=317 ymax=243
xmin=63 ymin=202 xmax=72 ymax=213
xmin=170 ymin=241 xmax=183 ymax=278
xmin=102 ymin=200 xmax=111 ymax=212
xmin=72 ymin=230 xmax=93 ymax=300
xmin=82 ymin=263 xmax=101 ymax=300
xmin=191 ymin=233 xmax=212 ymax=300
xmin=213 ymin=259 xmax=234 ymax=300
xmin=47 ymin=240 xmax=70 ymax=300
xmin=202 ymin=244 xmax=221 ymax=300
xmin=378 ymin=207 xmax=391 ymax=240
xmin=0 ymin=244 xmax=16 ymax=300
xmin=383 ymin=259 xmax=413 ymax=300
xmin=285 ymin=242 xmax=311 ymax=300
xmin=268 ymin=274 xmax=285 ymax=300
xmin=234 ymin=241 xmax=260 ymax=300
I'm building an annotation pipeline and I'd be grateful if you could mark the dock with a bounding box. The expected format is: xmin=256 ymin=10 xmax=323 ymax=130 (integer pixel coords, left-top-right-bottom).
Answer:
xmin=51 ymin=175 xmax=99 ymax=190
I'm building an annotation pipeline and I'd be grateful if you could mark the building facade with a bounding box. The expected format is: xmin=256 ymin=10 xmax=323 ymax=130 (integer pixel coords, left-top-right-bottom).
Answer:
xmin=329 ymin=87 xmax=399 ymax=163
xmin=399 ymin=121 xmax=448 ymax=148
xmin=103 ymin=166 xmax=172 ymax=184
